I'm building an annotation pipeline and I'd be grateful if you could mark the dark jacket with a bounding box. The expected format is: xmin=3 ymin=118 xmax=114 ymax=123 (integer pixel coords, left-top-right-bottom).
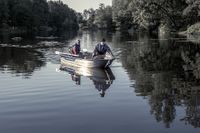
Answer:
xmin=93 ymin=42 xmax=111 ymax=56
xmin=72 ymin=43 xmax=80 ymax=54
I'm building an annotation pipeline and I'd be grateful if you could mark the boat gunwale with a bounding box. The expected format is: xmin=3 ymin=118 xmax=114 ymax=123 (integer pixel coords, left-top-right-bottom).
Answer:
xmin=60 ymin=52 xmax=114 ymax=62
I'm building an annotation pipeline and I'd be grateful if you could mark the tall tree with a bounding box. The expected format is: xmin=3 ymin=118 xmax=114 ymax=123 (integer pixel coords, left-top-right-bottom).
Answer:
xmin=12 ymin=0 xmax=33 ymax=28
xmin=82 ymin=8 xmax=96 ymax=29
xmin=112 ymin=0 xmax=133 ymax=31
xmin=0 ymin=0 xmax=9 ymax=27
xmin=94 ymin=4 xmax=113 ymax=29
xmin=112 ymin=0 xmax=188 ymax=32
xmin=48 ymin=0 xmax=78 ymax=33
xmin=183 ymin=0 xmax=200 ymax=25
xmin=32 ymin=0 xmax=49 ymax=27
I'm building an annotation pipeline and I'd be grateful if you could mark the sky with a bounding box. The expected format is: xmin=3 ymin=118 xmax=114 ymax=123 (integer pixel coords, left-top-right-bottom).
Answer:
xmin=58 ymin=0 xmax=112 ymax=12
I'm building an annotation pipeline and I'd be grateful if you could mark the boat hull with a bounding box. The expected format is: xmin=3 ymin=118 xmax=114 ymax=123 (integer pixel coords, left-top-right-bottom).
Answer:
xmin=60 ymin=65 xmax=115 ymax=81
xmin=60 ymin=53 xmax=114 ymax=68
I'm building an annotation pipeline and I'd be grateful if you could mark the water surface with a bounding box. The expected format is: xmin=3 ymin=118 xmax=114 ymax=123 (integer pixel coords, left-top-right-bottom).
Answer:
xmin=0 ymin=31 xmax=200 ymax=133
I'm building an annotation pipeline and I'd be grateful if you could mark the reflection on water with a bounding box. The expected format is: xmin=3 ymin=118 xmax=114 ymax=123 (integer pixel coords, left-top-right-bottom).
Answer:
xmin=60 ymin=65 xmax=115 ymax=97
xmin=0 ymin=47 xmax=45 ymax=77
xmin=116 ymin=32 xmax=200 ymax=128
xmin=0 ymin=29 xmax=78 ymax=44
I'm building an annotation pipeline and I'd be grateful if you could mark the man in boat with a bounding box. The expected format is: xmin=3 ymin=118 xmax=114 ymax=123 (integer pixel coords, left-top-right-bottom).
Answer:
xmin=92 ymin=38 xmax=114 ymax=59
xmin=70 ymin=40 xmax=81 ymax=55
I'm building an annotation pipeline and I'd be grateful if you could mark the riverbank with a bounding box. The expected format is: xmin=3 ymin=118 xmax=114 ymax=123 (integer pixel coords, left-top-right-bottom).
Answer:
xmin=178 ymin=23 xmax=200 ymax=43
xmin=179 ymin=22 xmax=200 ymax=35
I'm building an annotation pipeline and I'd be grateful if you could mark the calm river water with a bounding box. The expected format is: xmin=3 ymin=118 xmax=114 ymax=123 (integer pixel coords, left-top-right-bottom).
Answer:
xmin=0 ymin=31 xmax=200 ymax=133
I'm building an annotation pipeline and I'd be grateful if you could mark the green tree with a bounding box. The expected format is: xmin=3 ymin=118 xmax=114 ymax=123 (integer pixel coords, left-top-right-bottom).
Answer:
xmin=82 ymin=8 xmax=96 ymax=29
xmin=112 ymin=0 xmax=188 ymax=32
xmin=12 ymin=0 xmax=33 ymax=28
xmin=112 ymin=0 xmax=133 ymax=31
xmin=0 ymin=0 xmax=9 ymax=28
xmin=183 ymin=0 xmax=200 ymax=25
xmin=32 ymin=0 xmax=49 ymax=28
xmin=7 ymin=0 xmax=19 ymax=27
xmin=94 ymin=4 xmax=113 ymax=30
xmin=0 ymin=0 xmax=79 ymax=36
xmin=48 ymin=0 xmax=78 ymax=33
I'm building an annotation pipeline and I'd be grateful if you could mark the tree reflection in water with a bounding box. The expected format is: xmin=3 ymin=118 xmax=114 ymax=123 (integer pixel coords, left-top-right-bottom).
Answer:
xmin=114 ymin=32 xmax=200 ymax=128
xmin=0 ymin=47 xmax=46 ymax=78
xmin=60 ymin=65 xmax=115 ymax=97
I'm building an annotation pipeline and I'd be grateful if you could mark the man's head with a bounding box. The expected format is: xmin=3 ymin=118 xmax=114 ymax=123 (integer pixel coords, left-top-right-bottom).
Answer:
xmin=102 ymin=38 xmax=106 ymax=42
xmin=77 ymin=40 xmax=80 ymax=44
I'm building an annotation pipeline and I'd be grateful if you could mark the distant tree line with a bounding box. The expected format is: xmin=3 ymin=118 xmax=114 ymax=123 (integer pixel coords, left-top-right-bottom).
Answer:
xmin=0 ymin=0 xmax=79 ymax=36
xmin=80 ymin=3 xmax=114 ymax=30
xmin=0 ymin=0 xmax=199 ymax=35
xmin=112 ymin=0 xmax=200 ymax=32
xmin=82 ymin=0 xmax=199 ymax=33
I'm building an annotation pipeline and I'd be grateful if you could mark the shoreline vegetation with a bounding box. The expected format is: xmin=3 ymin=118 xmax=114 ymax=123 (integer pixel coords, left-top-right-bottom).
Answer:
xmin=179 ymin=22 xmax=200 ymax=35
xmin=0 ymin=0 xmax=199 ymax=41
xmin=0 ymin=0 xmax=79 ymax=40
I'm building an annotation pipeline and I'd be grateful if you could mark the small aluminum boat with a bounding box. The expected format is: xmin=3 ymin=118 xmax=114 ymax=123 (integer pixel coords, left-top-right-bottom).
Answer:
xmin=60 ymin=65 xmax=115 ymax=81
xmin=59 ymin=52 xmax=115 ymax=68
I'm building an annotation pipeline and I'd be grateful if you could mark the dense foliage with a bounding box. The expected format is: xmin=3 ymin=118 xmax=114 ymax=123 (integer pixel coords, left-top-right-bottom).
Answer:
xmin=81 ymin=4 xmax=114 ymax=30
xmin=0 ymin=0 xmax=199 ymax=34
xmin=112 ymin=0 xmax=200 ymax=32
xmin=81 ymin=0 xmax=199 ymax=33
xmin=0 ymin=0 xmax=79 ymax=36
xmin=48 ymin=1 xmax=78 ymax=34
xmin=183 ymin=0 xmax=200 ymax=25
